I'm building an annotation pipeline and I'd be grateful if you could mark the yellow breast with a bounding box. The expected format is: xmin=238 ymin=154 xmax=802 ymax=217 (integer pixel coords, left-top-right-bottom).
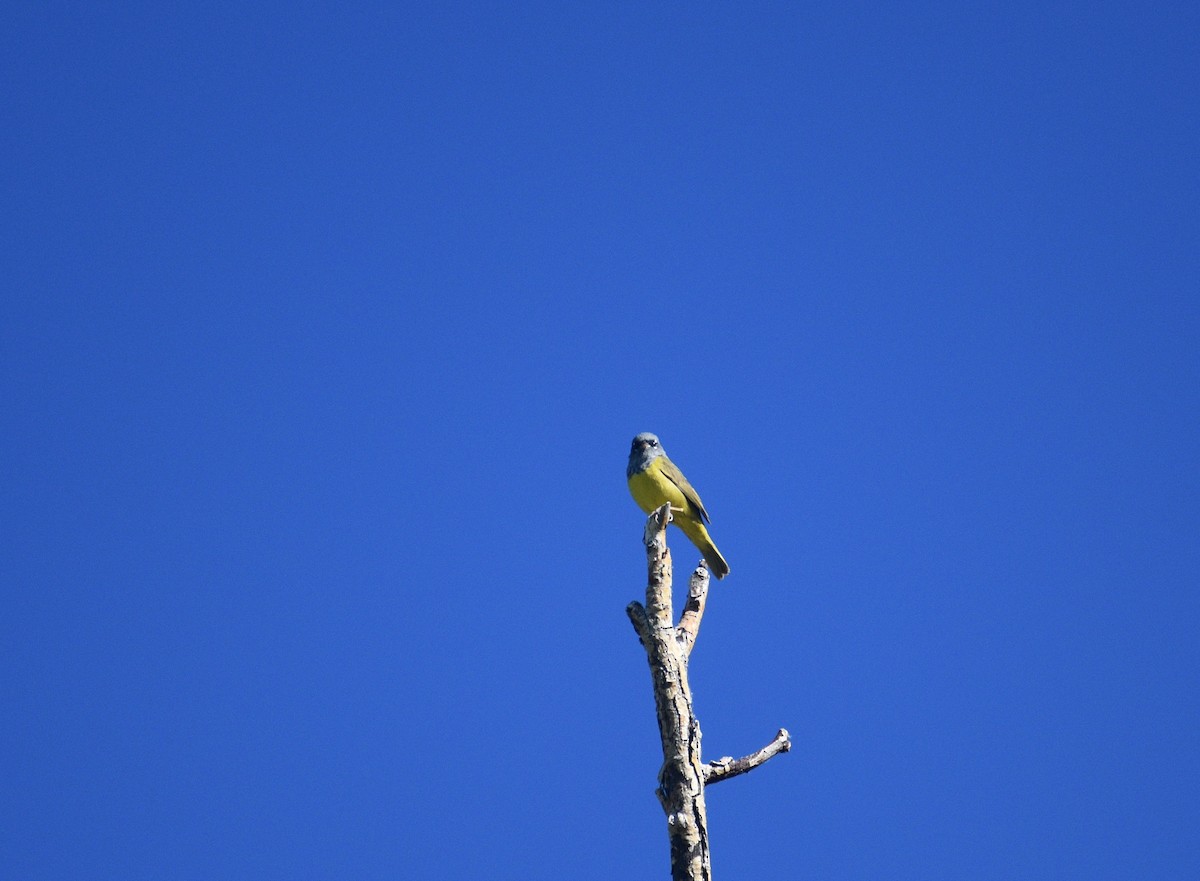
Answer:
xmin=628 ymin=457 xmax=690 ymax=514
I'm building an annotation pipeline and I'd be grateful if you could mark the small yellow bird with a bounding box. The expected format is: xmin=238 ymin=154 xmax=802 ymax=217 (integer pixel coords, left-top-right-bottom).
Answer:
xmin=626 ymin=432 xmax=730 ymax=579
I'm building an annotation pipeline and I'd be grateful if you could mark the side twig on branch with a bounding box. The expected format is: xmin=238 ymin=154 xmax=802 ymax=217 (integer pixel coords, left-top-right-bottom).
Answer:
xmin=704 ymin=729 xmax=792 ymax=784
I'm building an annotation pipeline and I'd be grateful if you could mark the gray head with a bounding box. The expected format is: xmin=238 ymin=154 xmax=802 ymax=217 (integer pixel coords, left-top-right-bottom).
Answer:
xmin=627 ymin=432 xmax=665 ymax=478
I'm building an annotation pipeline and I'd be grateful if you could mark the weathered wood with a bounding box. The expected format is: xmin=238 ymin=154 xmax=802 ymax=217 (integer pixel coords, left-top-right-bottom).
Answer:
xmin=627 ymin=503 xmax=792 ymax=880
xmin=676 ymin=565 xmax=709 ymax=656
xmin=626 ymin=504 xmax=711 ymax=881
xmin=704 ymin=729 xmax=792 ymax=785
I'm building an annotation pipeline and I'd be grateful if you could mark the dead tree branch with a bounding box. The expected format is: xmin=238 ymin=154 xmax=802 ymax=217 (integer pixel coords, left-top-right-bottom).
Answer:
xmin=703 ymin=729 xmax=792 ymax=784
xmin=627 ymin=504 xmax=790 ymax=880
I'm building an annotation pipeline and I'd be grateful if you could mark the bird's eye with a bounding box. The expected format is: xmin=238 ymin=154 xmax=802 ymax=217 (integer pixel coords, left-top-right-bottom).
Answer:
xmin=650 ymin=439 xmax=658 ymax=446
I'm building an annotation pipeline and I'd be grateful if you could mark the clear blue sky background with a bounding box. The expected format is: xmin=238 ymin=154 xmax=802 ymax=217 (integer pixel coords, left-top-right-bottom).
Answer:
xmin=4 ymin=3 xmax=1197 ymax=879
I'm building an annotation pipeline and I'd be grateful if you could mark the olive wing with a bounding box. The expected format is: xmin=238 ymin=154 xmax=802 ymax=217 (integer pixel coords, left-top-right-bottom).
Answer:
xmin=658 ymin=456 xmax=711 ymax=524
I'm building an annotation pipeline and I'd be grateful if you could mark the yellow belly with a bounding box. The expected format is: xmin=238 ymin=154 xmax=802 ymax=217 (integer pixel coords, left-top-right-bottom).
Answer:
xmin=628 ymin=459 xmax=690 ymax=515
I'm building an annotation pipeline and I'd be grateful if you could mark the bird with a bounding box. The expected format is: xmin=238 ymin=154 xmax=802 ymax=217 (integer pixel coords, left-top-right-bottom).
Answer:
xmin=626 ymin=432 xmax=730 ymax=579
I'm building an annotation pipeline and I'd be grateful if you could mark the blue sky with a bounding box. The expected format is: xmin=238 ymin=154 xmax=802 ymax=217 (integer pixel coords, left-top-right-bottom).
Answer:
xmin=4 ymin=2 xmax=1197 ymax=879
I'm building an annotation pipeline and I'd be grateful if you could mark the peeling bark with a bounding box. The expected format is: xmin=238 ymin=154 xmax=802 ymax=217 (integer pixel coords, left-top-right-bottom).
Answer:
xmin=627 ymin=505 xmax=790 ymax=880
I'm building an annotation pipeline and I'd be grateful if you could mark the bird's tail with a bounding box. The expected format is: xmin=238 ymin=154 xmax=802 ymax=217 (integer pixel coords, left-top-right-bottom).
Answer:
xmin=679 ymin=520 xmax=730 ymax=580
